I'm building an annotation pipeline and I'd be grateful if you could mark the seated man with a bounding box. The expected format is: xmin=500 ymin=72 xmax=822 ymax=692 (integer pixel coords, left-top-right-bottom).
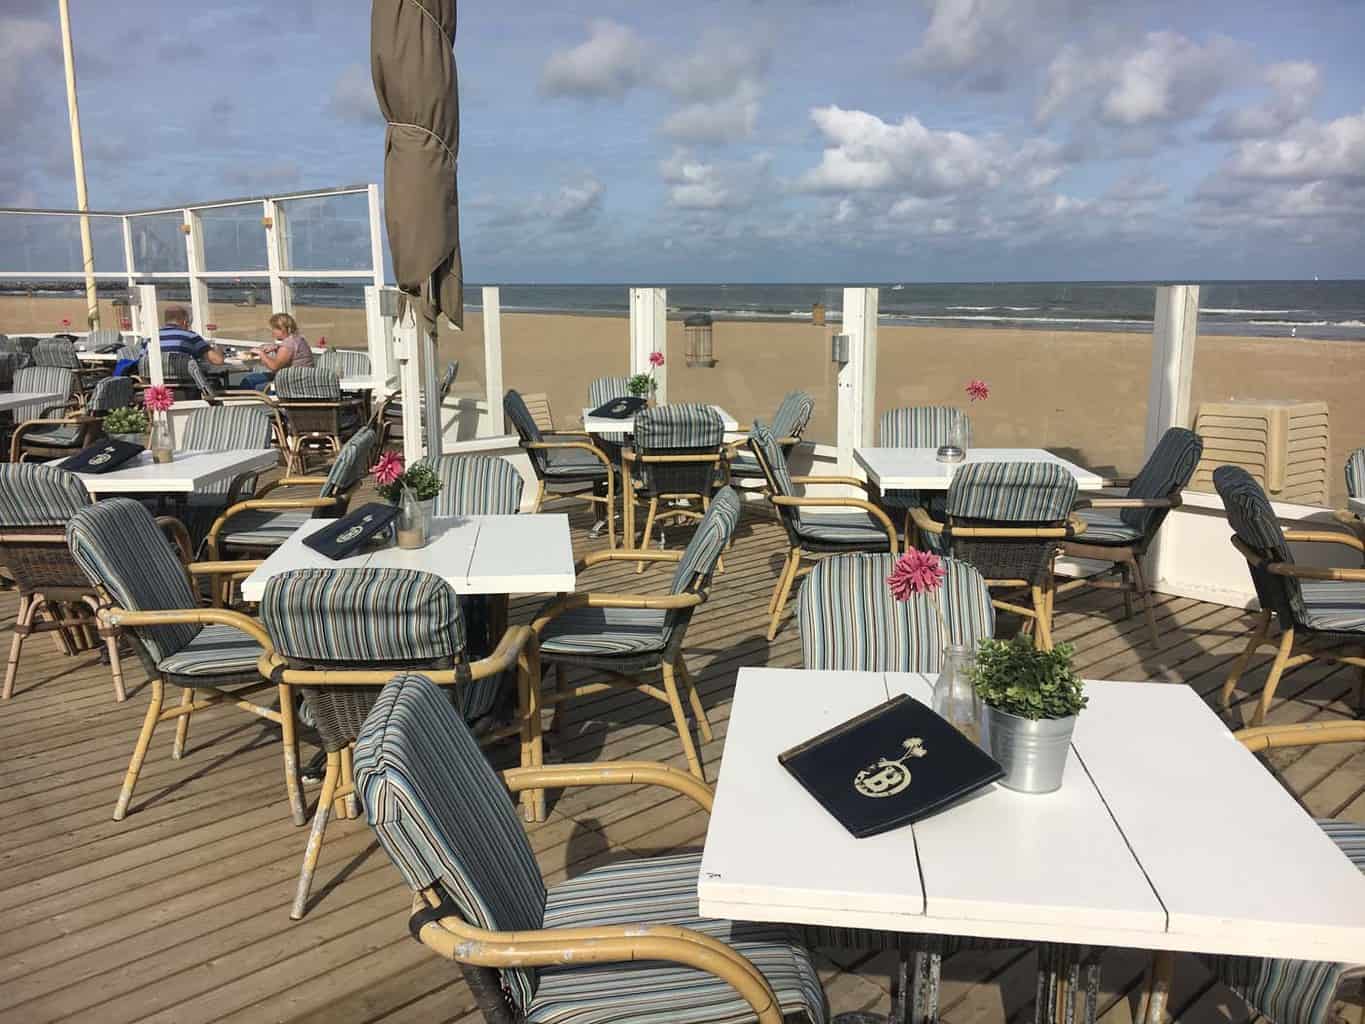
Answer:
xmin=239 ymin=312 xmax=312 ymax=391
xmin=154 ymin=305 xmax=225 ymax=366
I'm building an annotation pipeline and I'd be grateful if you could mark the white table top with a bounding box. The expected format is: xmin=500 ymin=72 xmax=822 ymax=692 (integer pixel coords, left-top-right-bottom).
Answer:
xmin=60 ymin=449 xmax=279 ymax=494
xmin=341 ymin=376 xmax=390 ymax=392
xmin=582 ymin=404 xmax=738 ymax=435
xmin=854 ymin=447 xmax=1105 ymax=491
xmin=239 ymin=513 xmax=576 ymax=601
xmin=699 ymin=669 xmax=1365 ymax=963
xmin=76 ymin=351 xmax=120 ymax=363
xmin=0 ymin=391 xmax=64 ymax=413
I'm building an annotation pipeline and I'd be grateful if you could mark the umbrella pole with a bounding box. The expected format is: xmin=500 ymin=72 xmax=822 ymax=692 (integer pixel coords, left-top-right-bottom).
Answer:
xmin=58 ymin=0 xmax=99 ymax=329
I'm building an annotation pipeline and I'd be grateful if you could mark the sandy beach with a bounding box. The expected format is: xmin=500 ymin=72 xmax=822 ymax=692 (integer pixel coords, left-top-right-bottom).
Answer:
xmin=4 ymin=297 xmax=1361 ymax=504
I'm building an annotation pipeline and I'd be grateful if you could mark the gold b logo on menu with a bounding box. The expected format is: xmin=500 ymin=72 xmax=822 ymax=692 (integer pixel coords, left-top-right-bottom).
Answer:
xmin=853 ymin=738 xmax=927 ymax=798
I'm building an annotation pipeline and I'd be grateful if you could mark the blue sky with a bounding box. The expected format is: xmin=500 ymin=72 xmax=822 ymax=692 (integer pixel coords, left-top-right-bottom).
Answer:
xmin=2 ymin=0 xmax=1363 ymax=282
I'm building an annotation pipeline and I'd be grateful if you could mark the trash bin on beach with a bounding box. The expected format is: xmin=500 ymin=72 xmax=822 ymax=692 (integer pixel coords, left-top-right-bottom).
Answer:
xmin=812 ymin=302 xmax=825 ymax=327
xmin=684 ymin=313 xmax=716 ymax=367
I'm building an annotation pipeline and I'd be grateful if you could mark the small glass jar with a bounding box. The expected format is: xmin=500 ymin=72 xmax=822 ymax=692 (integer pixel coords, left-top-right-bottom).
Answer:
xmin=933 ymin=643 xmax=983 ymax=745
xmin=936 ymin=418 xmax=968 ymax=464
xmin=148 ymin=416 xmax=174 ymax=464
xmin=396 ymin=485 xmax=430 ymax=549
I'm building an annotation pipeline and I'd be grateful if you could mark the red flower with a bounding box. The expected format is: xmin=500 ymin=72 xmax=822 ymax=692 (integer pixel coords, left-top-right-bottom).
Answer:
xmin=887 ymin=549 xmax=946 ymax=601
xmin=372 ymin=450 xmax=405 ymax=486
xmin=142 ymin=385 xmax=175 ymax=413
xmin=965 ymin=379 xmax=990 ymax=402
xmin=61 ymin=318 xmax=71 ymax=328
xmin=648 ymin=351 xmax=665 ymax=368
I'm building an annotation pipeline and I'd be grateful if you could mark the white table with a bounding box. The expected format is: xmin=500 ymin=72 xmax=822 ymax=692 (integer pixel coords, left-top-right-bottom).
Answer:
xmin=76 ymin=351 xmax=120 ymax=363
xmin=341 ymin=376 xmax=391 ymax=392
xmin=60 ymin=449 xmax=279 ymax=495
xmin=0 ymin=392 xmax=64 ymax=413
xmin=239 ymin=513 xmax=575 ymax=601
xmin=854 ymin=447 xmax=1104 ymax=491
xmin=701 ymin=669 xmax=1365 ymax=969
xmin=582 ymin=403 xmax=738 ymax=435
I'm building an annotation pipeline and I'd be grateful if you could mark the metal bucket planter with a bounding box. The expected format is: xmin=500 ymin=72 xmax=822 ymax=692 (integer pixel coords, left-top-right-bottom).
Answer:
xmin=981 ymin=706 xmax=1076 ymax=793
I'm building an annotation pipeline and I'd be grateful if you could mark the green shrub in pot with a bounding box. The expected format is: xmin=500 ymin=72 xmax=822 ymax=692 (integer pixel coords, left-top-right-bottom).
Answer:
xmin=103 ymin=405 xmax=149 ymax=442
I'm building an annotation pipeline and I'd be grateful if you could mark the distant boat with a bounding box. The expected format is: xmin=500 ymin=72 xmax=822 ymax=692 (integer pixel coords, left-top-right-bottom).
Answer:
xmin=891 ymin=283 xmax=905 ymax=291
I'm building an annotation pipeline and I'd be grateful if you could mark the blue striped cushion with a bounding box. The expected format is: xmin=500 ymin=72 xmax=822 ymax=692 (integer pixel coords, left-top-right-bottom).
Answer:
xmin=1122 ymin=428 xmax=1202 ymax=534
xmin=532 ymin=850 xmax=827 ymax=1024
xmin=538 ymin=607 xmax=669 ymax=658
xmin=182 ymin=404 xmax=275 ymax=451
xmin=879 ymin=407 xmax=971 ymax=448
xmin=157 ymin=623 xmax=264 ymax=678
xmin=20 ymin=424 xmax=84 ymax=447
xmin=35 ymin=338 xmax=81 ymax=369
xmin=137 ymin=350 xmax=197 ymax=382
xmin=544 ymin=446 xmax=610 ymax=479
xmin=10 ymin=366 xmax=74 ymax=421
xmin=1347 ymin=448 xmax=1365 ymax=501
xmin=315 ymin=348 xmax=371 ymax=376
xmin=321 ymin=428 xmax=376 ymax=497
xmin=946 ymin=461 xmax=1077 ymax=522
xmin=88 ymin=375 xmax=133 ymax=414
xmin=505 ymin=389 xmax=544 ymax=444
xmin=748 ymin=421 xmax=793 ymax=498
xmin=1300 ymin=581 xmax=1365 ymax=633
xmin=186 ymin=357 xmax=218 ymax=396
xmin=85 ymin=328 xmax=123 ymax=349
xmin=0 ymin=464 xmax=90 ymax=526
xmin=66 ymin=498 xmax=202 ymax=663
xmin=588 ymin=376 xmax=630 ymax=445
xmin=220 ymin=509 xmax=312 ymax=549
xmin=275 ymin=366 xmax=341 ymax=400
xmin=799 ymin=553 xmax=994 ymax=672
xmin=1214 ymin=466 xmax=1309 ymax=625
xmin=795 ymin=510 xmax=891 ymax=546
xmin=671 ymin=487 xmax=740 ymax=595
xmin=770 ymin=391 xmax=815 ymax=441
xmin=635 ymin=404 xmax=724 ymax=451
xmin=354 ymin=673 xmax=547 ymax=1009
xmin=1073 ymin=507 xmax=1144 ymax=545
xmin=727 ymin=451 xmax=763 ymax=479
xmin=426 ymin=455 xmax=524 ymax=516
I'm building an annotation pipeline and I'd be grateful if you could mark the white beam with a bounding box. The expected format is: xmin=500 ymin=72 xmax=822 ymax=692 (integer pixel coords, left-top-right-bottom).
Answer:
xmin=364 ymin=285 xmax=395 ymax=396
xmin=367 ymin=184 xmax=385 ymax=290
xmin=393 ymin=300 xmax=425 ymax=464
xmin=264 ymin=199 xmax=289 ymax=313
xmin=629 ymin=287 xmax=667 ymax=405
xmin=134 ymin=283 xmax=163 ymax=386
xmin=837 ymin=287 xmax=879 ymax=478
xmin=183 ymin=209 xmax=208 ymax=334
xmin=482 ymin=286 xmax=504 ymax=438
xmin=1147 ymin=285 xmax=1199 ymax=451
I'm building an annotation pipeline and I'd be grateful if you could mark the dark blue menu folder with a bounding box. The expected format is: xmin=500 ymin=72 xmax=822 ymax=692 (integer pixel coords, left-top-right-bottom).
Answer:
xmin=65 ymin=439 xmax=144 ymax=474
xmin=301 ymin=503 xmax=398 ymax=560
xmin=589 ymin=396 xmax=647 ymax=420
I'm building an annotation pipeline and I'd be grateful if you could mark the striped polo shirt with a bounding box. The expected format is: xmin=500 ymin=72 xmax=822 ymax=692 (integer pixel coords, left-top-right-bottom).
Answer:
xmin=157 ymin=325 xmax=211 ymax=358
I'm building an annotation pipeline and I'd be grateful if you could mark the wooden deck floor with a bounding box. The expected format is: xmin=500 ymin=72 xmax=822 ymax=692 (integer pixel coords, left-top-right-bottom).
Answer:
xmin=1 ymin=506 xmax=1362 ymax=1024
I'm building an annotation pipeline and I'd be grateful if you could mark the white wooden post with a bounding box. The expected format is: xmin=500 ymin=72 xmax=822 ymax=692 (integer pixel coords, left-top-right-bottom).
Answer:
xmin=629 ymin=287 xmax=667 ymax=405
xmin=1146 ymin=285 xmax=1199 ymax=450
xmin=134 ymin=283 xmax=163 ymax=386
xmin=264 ymin=198 xmax=290 ymax=314
xmin=392 ymin=299 xmax=424 ymax=464
xmin=422 ymin=321 xmax=442 ymax=459
xmin=837 ymin=287 xmax=879 ymax=477
xmin=364 ymin=285 xmax=395 ymax=394
xmin=120 ymin=215 xmax=136 ymax=290
xmin=482 ymin=286 xmax=504 ymax=437
xmin=183 ymin=209 xmax=207 ymax=334
xmin=367 ymin=184 xmax=385 ymax=292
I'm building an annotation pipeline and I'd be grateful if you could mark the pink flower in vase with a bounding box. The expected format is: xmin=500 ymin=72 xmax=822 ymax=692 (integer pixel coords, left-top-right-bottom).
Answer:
xmin=61 ymin=318 xmax=71 ymax=329
xmin=648 ymin=351 xmax=665 ymax=368
xmin=142 ymin=385 xmax=175 ymax=413
xmin=372 ymin=450 xmax=405 ymax=486
xmin=965 ymin=378 xmax=990 ymax=402
xmin=887 ymin=548 xmax=946 ymax=601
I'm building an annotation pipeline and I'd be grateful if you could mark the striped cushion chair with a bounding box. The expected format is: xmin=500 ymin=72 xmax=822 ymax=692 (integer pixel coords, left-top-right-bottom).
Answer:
xmin=1348 ymin=448 xmax=1365 ymax=501
xmin=1062 ymin=427 xmax=1203 ymax=643
xmin=135 ymin=350 xmax=198 ymax=398
xmin=65 ymin=497 xmax=297 ymax=823
xmin=258 ymin=566 xmax=535 ymax=918
xmin=727 ymin=390 xmax=815 ymax=482
xmin=911 ymin=461 xmax=1083 ymax=651
xmin=623 ymin=404 xmax=726 ymax=562
xmin=0 ymin=464 xmax=129 ymax=702
xmin=9 ymin=374 xmax=131 ymax=461
xmin=376 ymin=360 xmax=459 ymax=451
xmin=4 ymin=365 xmax=75 ymax=424
xmin=314 ymin=347 xmax=370 ymax=376
xmin=584 ymin=375 xmax=632 ymax=461
xmin=0 ymin=352 xmax=14 ymax=389
xmin=876 ymin=407 xmax=972 ymax=535
xmin=533 ymin=487 xmax=742 ymax=783
xmin=206 ymin=426 xmax=374 ymax=564
xmin=1214 ymin=466 xmax=1365 ymax=727
xmin=84 ymin=327 xmax=123 ymax=351
xmin=273 ymin=366 xmax=364 ymax=474
xmin=749 ymin=420 xmax=899 ymax=640
xmin=170 ymin=404 xmax=282 ymax=552
xmin=506 ymin=388 xmax=617 ymax=547
xmin=0 ymin=335 xmax=32 ymax=370
xmin=34 ymin=337 xmax=81 ymax=370
xmin=425 ymin=453 xmax=524 ymax=516
xmin=355 ymin=671 xmax=828 ymax=1024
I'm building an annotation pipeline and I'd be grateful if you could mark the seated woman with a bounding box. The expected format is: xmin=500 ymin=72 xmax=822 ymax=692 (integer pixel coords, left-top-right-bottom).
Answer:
xmin=239 ymin=312 xmax=313 ymax=390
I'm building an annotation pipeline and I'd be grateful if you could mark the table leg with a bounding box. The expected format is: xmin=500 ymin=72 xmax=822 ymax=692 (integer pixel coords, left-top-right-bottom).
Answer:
xmin=832 ymin=948 xmax=937 ymax=1024
xmin=1035 ymin=945 xmax=1102 ymax=1024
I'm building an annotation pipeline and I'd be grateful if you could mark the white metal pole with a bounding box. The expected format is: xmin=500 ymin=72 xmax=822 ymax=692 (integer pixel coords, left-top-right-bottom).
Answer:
xmin=393 ymin=300 xmax=425 ymax=464
xmin=58 ymin=0 xmax=99 ymax=328
xmin=482 ymin=286 xmax=504 ymax=437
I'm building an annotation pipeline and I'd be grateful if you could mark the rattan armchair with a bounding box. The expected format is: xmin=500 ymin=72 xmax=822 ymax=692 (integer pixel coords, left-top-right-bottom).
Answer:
xmin=724 ymin=391 xmax=815 ymax=485
xmin=505 ymin=388 xmax=617 ymax=548
xmin=875 ymin=406 xmax=972 ymax=539
xmin=532 ymin=488 xmax=740 ymax=783
xmin=9 ymin=374 xmax=131 ymax=462
xmin=373 ymin=359 xmax=458 ymax=451
xmin=133 ymin=350 xmax=200 ymax=401
xmin=748 ymin=421 xmax=899 ymax=640
xmin=272 ymin=366 xmax=365 ymax=474
xmin=910 ymin=461 xmax=1085 ymax=650
xmin=254 ymin=566 xmax=540 ymax=918
xmin=1215 ymin=465 xmax=1365 ymax=727
xmin=621 ymin=404 xmax=726 ymax=565
xmin=356 ymin=671 xmax=827 ymax=1024
xmin=1335 ymin=447 xmax=1365 ymax=544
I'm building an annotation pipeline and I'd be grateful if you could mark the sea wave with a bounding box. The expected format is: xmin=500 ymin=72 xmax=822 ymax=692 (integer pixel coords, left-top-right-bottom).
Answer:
xmin=888 ymin=313 xmax=1152 ymax=327
xmin=945 ymin=305 xmax=1040 ymax=311
xmin=1201 ymin=308 xmax=1296 ymax=315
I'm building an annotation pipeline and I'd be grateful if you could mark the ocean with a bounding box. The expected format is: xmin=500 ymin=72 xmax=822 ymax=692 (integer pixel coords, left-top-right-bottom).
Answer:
xmin=9 ymin=278 xmax=1365 ymax=341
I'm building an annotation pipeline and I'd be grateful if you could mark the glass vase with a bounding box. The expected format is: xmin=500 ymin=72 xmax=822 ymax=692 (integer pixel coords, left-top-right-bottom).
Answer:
xmin=936 ymin=418 xmax=967 ymax=464
xmin=396 ymin=486 xmax=430 ymax=549
xmin=933 ymin=643 xmax=982 ymax=745
xmin=148 ymin=417 xmax=174 ymax=464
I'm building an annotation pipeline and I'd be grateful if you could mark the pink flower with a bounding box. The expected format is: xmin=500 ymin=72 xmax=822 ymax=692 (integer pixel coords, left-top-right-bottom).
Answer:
xmin=648 ymin=351 xmax=665 ymax=368
xmin=61 ymin=318 xmax=71 ymax=328
xmin=965 ymin=379 xmax=990 ymax=402
xmin=372 ymin=450 xmax=405 ymax=486
xmin=887 ymin=549 xmax=946 ymax=601
xmin=142 ymin=385 xmax=175 ymax=413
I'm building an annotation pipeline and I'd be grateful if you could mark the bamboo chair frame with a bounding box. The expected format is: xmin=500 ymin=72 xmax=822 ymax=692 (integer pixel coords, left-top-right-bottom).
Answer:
xmin=1057 ymin=492 xmax=1183 ymax=645
xmin=721 ymin=431 xmax=800 ymax=482
xmin=1221 ymin=530 xmax=1365 ymax=727
xmin=911 ymin=506 xmax=1088 ymax=651
xmin=1136 ymin=719 xmax=1365 ymax=1024
xmin=8 ymin=410 xmax=105 ymax=462
xmin=404 ymin=765 xmax=791 ymax=1024
xmin=762 ymin=475 xmax=900 ymax=642
xmin=257 ymin=624 xmax=540 ymax=919
xmin=532 ymin=548 xmax=716 ymax=781
xmin=620 ymin=448 xmax=727 ymax=571
xmin=273 ymin=395 xmax=366 ymax=475
xmin=525 ymin=435 xmax=618 ymax=549
xmin=193 ymin=389 xmax=291 ymax=456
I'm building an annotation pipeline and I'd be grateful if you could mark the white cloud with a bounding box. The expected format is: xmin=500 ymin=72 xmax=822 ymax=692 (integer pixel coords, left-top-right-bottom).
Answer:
xmin=222 ymin=161 xmax=303 ymax=191
xmin=907 ymin=0 xmax=1088 ymax=89
xmin=1206 ymin=61 xmax=1321 ymax=141
xmin=661 ymin=80 xmax=763 ymax=144
xmin=480 ymin=176 xmax=606 ymax=229
xmin=657 ymin=35 xmax=768 ymax=103
xmin=1222 ymin=108 xmax=1365 ymax=183
xmin=328 ymin=63 xmax=381 ymax=124
xmin=1039 ymin=32 xmax=1244 ymax=127
xmin=539 ymin=20 xmax=646 ymax=99
xmin=1104 ymin=174 xmax=1170 ymax=202
xmin=660 ymin=148 xmax=771 ymax=210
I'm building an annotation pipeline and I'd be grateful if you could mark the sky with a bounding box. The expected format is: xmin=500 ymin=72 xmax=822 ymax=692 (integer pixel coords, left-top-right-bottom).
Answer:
xmin=2 ymin=0 xmax=1364 ymax=283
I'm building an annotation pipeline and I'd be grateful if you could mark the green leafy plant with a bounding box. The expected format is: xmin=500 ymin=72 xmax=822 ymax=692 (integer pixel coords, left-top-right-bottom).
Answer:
xmin=377 ymin=461 xmax=442 ymax=503
xmin=970 ymin=637 xmax=1087 ymax=720
xmin=103 ymin=405 xmax=149 ymax=435
xmin=626 ymin=372 xmax=656 ymax=397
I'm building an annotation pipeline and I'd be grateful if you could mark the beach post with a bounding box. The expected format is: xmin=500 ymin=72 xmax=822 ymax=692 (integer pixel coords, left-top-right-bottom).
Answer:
xmin=837 ymin=287 xmax=879 ymax=479
xmin=630 ymin=287 xmax=667 ymax=404
xmin=482 ymin=286 xmax=505 ymax=438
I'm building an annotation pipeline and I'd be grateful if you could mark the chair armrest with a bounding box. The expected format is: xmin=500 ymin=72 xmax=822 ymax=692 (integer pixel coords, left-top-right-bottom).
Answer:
xmin=407 ymin=893 xmax=782 ymax=1024
xmin=188 ymin=560 xmax=264 ymax=577
xmin=525 ymin=439 xmax=613 ymax=469
xmin=772 ymin=495 xmax=898 ymax=550
xmin=533 ymin=591 xmax=703 ymax=632
xmin=277 ymin=475 xmax=330 ymax=487
xmin=7 ymin=416 xmax=95 ymax=460
xmin=502 ymin=761 xmax=714 ymax=812
xmin=99 ymin=605 xmax=272 ymax=649
xmin=259 ymin=625 xmax=534 ymax=686
xmin=1264 ymin=561 xmax=1365 ymax=582
xmin=1073 ymin=496 xmax=1179 ymax=511
xmin=1282 ymin=529 xmax=1365 ymax=554
xmin=468 ymin=625 xmax=534 ymax=681
xmin=580 ymin=549 xmax=683 ymax=570
xmin=1235 ymin=720 xmax=1365 ymax=752
xmin=154 ymin=515 xmax=194 ymax=563
xmin=910 ymin=506 xmax=1087 ymax=539
xmin=206 ymin=496 xmax=340 ymax=553
xmin=790 ymin=474 xmax=874 ymax=494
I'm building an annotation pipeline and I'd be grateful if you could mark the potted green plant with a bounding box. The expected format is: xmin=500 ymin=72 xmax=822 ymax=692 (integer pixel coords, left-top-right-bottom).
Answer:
xmin=971 ymin=637 xmax=1087 ymax=793
xmin=627 ymin=351 xmax=665 ymax=401
xmin=103 ymin=405 xmax=149 ymax=445
xmin=372 ymin=452 xmax=444 ymax=548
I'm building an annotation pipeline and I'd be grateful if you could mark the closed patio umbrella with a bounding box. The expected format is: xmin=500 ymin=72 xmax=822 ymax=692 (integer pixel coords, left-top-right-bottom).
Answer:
xmin=371 ymin=0 xmax=462 ymax=334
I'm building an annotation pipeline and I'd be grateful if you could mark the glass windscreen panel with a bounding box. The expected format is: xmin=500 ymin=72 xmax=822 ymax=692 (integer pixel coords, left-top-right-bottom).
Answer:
xmin=203 ymin=279 xmax=272 ymax=342
xmin=0 ymin=280 xmax=130 ymax=334
xmin=498 ymin=303 xmax=614 ymax=437
xmin=0 ymin=212 xmax=126 ymax=274
xmin=285 ymin=278 xmax=368 ymax=350
xmin=197 ymin=204 xmax=268 ymax=272
xmin=128 ymin=213 xmax=188 ymax=274
xmin=277 ymin=193 xmax=372 ymax=271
